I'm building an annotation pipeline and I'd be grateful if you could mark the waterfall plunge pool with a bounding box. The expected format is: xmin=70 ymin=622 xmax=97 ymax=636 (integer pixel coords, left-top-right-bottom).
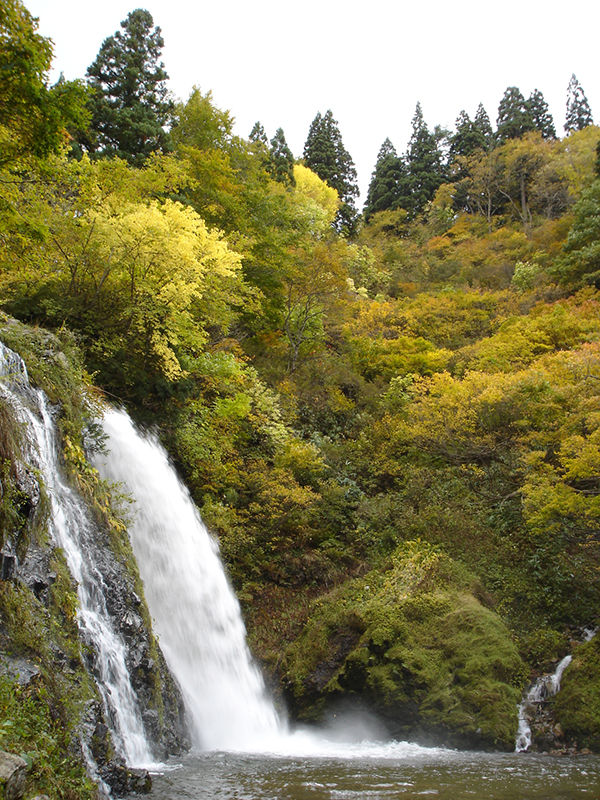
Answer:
xmin=136 ymin=745 xmax=600 ymax=800
xmin=96 ymin=409 xmax=600 ymax=798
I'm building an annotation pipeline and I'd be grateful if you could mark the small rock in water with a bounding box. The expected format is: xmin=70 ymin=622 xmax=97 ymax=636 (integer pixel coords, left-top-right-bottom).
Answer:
xmin=100 ymin=761 xmax=152 ymax=796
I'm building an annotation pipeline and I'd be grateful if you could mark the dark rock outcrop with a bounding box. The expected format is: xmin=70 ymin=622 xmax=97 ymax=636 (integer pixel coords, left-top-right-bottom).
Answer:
xmin=0 ymin=751 xmax=27 ymax=800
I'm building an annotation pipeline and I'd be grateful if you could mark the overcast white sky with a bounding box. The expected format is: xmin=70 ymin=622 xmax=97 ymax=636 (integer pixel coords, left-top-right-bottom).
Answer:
xmin=27 ymin=0 xmax=599 ymax=203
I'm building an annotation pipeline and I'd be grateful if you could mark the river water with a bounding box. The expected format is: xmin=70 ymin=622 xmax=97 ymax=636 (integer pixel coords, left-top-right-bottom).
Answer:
xmin=142 ymin=744 xmax=600 ymax=800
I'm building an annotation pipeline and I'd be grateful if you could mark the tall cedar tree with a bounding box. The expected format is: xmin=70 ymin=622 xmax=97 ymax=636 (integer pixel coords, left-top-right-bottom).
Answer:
xmin=527 ymin=89 xmax=556 ymax=139
xmin=405 ymin=103 xmax=445 ymax=217
xmin=473 ymin=104 xmax=494 ymax=147
xmin=84 ymin=9 xmax=174 ymax=165
xmin=363 ymin=138 xmax=407 ymax=221
xmin=303 ymin=110 xmax=359 ymax=235
xmin=565 ymin=74 xmax=594 ymax=133
xmin=496 ymin=87 xmax=534 ymax=141
xmin=268 ymin=128 xmax=295 ymax=186
xmin=450 ymin=109 xmax=490 ymax=159
xmin=0 ymin=0 xmax=89 ymax=160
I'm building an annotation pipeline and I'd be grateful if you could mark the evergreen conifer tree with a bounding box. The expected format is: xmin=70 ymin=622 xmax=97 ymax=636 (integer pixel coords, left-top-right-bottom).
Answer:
xmin=249 ymin=121 xmax=268 ymax=146
xmin=84 ymin=9 xmax=174 ymax=165
xmin=268 ymin=128 xmax=295 ymax=186
xmin=565 ymin=74 xmax=594 ymax=133
xmin=450 ymin=109 xmax=491 ymax=158
xmin=363 ymin=138 xmax=407 ymax=221
xmin=496 ymin=87 xmax=534 ymax=141
xmin=473 ymin=103 xmax=494 ymax=149
xmin=303 ymin=110 xmax=359 ymax=235
xmin=526 ymin=89 xmax=556 ymax=139
xmin=405 ymin=103 xmax=445 ymax=216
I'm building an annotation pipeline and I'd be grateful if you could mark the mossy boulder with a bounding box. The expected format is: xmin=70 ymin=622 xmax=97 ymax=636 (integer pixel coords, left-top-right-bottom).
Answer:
xmin=554 ymin=634 xmax=600 ymax=751
xmin=281 ymin=541 xmax=527 ymax=750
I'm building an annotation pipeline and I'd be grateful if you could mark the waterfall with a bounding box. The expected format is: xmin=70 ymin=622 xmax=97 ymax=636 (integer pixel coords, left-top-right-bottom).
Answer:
xmin=95 ymin=408 xmax=286 ymax=751
xmin=0 ymin=342 xmax=155 ymax=768
xmin=515 ymin=655 xmax=572 ymax=752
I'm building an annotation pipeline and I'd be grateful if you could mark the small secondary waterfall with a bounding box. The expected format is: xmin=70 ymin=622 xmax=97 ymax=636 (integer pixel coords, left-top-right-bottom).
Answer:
xmin=96 ymin=408 xmax=286 ymax=751
xmin=515 ymin=655 xmax=572 ymax=752
xmin=0 ymin=342 xmax=155 ymax=767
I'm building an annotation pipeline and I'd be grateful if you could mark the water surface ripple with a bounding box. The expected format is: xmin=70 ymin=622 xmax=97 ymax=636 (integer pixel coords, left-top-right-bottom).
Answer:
xmin=140 ymin=745 xmax=600 ymax=800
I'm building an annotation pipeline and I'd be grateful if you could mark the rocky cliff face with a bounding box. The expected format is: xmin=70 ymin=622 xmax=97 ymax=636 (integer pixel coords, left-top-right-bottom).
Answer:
xmin=0 ymin=318 xmax=189 ymax=797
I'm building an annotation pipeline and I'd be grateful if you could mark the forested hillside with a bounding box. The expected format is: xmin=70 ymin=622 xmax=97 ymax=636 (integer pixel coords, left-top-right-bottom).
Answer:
xmin=2 ymin=0 xmax=600 ymax=758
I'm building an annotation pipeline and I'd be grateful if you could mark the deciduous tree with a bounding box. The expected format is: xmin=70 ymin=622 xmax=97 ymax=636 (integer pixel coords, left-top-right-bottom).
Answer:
xmin=0 ymin=0 xmax=88 ymax=161
xmin=171 ymin=86 xmax=233 ymax=151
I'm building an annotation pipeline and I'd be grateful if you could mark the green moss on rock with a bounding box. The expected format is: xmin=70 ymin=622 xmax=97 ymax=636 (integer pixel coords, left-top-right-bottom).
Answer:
xmin=554 ymin=635 xmax=600 ymax=751
xmin=282 ymin=540 xmax=527 ymax=749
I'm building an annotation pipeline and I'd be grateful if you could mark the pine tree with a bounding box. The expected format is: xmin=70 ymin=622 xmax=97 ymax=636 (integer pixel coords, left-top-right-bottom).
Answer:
xmin=303 ymin=110 xmax=359 ymax=235
xmin=565 ymin=74 xmax=593 ymax=133
xmin=526 ymin=89 xmax=556 ymax=139
xmin=249 ymin=121 xmax=268 ymax=146
xmin=268 ymin=128 xmax=295 ymax=186
xmin=496 ymin=87 xmax=534 ymax=141
xmin=405 ymin=103 xmax=445 ymax=216
xmin=84 ymin=9 xmax=174 ymax=165
xmin=363 ymin=138 xmax=407 ymax=221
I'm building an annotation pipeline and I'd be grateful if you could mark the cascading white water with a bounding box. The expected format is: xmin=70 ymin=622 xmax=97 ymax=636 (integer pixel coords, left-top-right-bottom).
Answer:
xmin=96 ymin=408 xmax=286 ymax=751
xmin=515 ymin=655 xmax=572 ymax=752
xmin=0 ymin=342 xmax=155 ymax=768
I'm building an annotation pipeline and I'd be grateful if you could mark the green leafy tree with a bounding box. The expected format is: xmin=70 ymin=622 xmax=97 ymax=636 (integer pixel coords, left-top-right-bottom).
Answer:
xmin=0 ymin=0 xmax=88 ymax=161
xmin=496 ymin=86 xmax=534 ymax=141
xmin=268 ymin=128 xmax=295 ymax=186
xmin=565 ymin=74 xmax=594 ymax=133
xmin=526 ymin=89 xmax=556 ymax=140
xmin=496 ymin=133 xmax=552 ymax=230
xmin=303 ymin=110 xmax=359 ymax=235
xmin=84 ymin=9 xmax=174 ymax=165
xmin=363 ymin=138 xmax=407 ymax=221
xmin=171 ymin=86 xmax=233 ymax=151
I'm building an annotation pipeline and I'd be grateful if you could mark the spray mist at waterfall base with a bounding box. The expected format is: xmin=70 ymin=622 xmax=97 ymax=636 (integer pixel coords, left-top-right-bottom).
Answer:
xmin=96 ymin=410 xmax=600 ymax=798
